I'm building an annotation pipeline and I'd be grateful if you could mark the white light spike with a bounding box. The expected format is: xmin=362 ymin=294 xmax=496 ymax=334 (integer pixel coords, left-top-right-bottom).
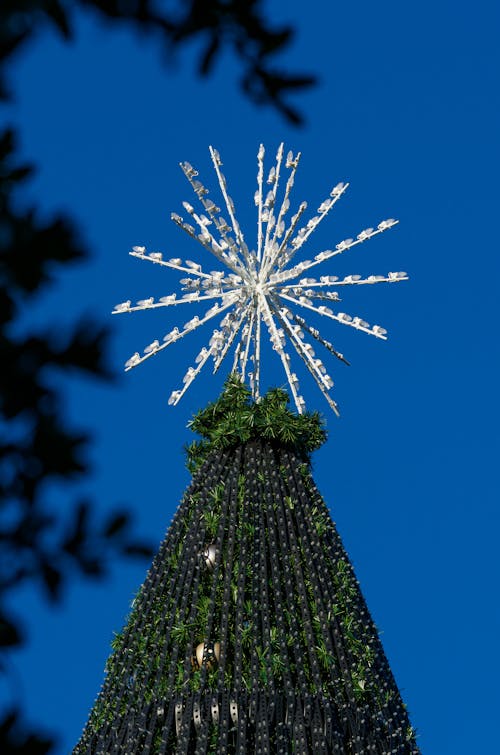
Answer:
xmin=253 ymin=301 xmax=262 ymax=398
xmin=280 ymin=292 xmax=388 ymax=340
xmin=213 ymin=299 xmax=251 ymax=374
xmin=168 ymin=343 xmax=215 ymax=406
xmin=259 ymin=295 xmax=303 ymax=413
xmin=287 ymin=181 xmax=349 ymax=256
xmin=209 ymin=146 xmax=248 ymax=258
xmin=123 ymin=294 xmax=238 ymax=372
xmin=256 ymin=144 xmax=265 ymax=262
xmin=290 ymin=313 xmax=350 ymax=366
xmin=273 ymin=219 xmax=399 ymax=285
xmin=270 ymin=297 xmax=340 ymax=416
xmin=170 ymin=211 xmax=244 ymax=278
xmin=261 ymin=143 xmax=284 ymax=272
xmin=129 ymin=248 xmax=214 ymax=280
xmin=261 ymin=150 xmax=302 ymax=279
xmin=113 ymin=290 xmax=230 ymax=315
xmin=180 ymin=159 xmax=252 ymax=279
xmin=275 ymin=201 xmax=308 ymax=269
xmin=239 ymin=308 xmax=256 ymax=382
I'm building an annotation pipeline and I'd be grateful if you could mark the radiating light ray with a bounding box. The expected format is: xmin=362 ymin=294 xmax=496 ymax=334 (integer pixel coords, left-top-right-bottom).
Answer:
xmin=232 ymin=341 xmax=243 ymax=375
xmin=209 ymin=146 xmax=249 ymax=261
xmin=124 ymin=295 xmax=238 ymax=372
xmin=256 ymin=144 xmax=265 ymax=262
xmin=287 ymin=181 xmax=349 ymax=256
xmin=239 ymin=307 xmax=256 ymax=381
xmin=304 ymin=272 xmax=407 ymax=288
xmin=270 ymin=297 xmax=340 ymax=416
xmin=184 ymin=192 xmax=254 ymax=280
xmin=268 ymin=149 xmax=301 ymax=255
xmin=261 ymin=143 xmax=284 ymax=271
xmin=276 ymin=270 xmax=408 ymax=291
xmin=291 ymin=313 xmax=350 ymax=366
xmin=180 ymin=201 xmax=226 ymax=255
xmin=179 ymin=161 xmax=250 ymax=280
xmin=280 ymin=293 xmax=387 ymax=339
xmin=253 ymin=300 xmax=262 ymax=398
xmin=274 ymin=221 xmax=399 ymax=286
xmin=129 ymin=248 xmax=214 ymax=280
xmin=212 ymin=299 xmax=251 ymax=374
xmin=170 ymin=210 xmax=244 ymax=278
xmin=113 ymin=291 xmax=232 ymax=315
xmin=118 ymin=144 xmax=405 ymax=411
xmin=280 ymin=289 xmax=341 ymax=305
xmin=168 ymin=343 xmax=215 ymax=406
xmin=259 ymin=294 xmax=304 ymax=413
xmin=275 ymin=201 xmax=308 ymax=269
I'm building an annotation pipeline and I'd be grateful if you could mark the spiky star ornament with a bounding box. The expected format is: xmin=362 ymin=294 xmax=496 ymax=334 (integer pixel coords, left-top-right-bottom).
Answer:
xmin=113 ymin=144 xmax=406 ymax=414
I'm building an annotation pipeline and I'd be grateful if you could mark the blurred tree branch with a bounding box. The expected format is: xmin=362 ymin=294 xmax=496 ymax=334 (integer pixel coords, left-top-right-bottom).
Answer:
xmin=0 ymin=0 xmax=317 ymax=749
xmin=0 ymin=125 xmax=154 ymax=750
xmin=0 ymin=0 xmax=316 ymax=124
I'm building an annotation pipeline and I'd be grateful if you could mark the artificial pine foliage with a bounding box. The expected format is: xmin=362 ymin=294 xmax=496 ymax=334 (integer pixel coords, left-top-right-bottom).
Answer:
xmin=74 ymin=379 xmax=419 ymax=754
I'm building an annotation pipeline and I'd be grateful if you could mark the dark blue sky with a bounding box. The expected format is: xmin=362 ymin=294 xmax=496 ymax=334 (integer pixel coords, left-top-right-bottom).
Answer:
xmin=3 ymin=1 xmax=499 ymax=752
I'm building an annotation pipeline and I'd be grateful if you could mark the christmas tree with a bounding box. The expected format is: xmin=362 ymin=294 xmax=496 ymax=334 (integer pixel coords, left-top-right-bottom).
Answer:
xmin=75 ymin=145 xmax=418 ymax=753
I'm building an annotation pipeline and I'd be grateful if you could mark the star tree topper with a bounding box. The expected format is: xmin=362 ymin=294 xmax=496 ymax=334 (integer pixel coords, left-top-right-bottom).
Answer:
xmin=113 ymin=144 xmax=407 ymax=415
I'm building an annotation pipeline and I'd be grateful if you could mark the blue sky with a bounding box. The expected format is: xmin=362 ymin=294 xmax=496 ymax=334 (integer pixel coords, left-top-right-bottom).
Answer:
xmin=3 ymin=1 xmax=499 ymax=752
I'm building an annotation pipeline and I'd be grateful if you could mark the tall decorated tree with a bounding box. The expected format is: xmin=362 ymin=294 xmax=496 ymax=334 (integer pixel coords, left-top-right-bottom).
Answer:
xmin=74 ymin=145 xmax=418 ymax=753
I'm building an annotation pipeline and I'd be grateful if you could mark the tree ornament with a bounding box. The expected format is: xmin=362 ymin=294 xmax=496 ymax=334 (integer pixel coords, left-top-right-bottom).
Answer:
xmin=195 ymin=641 xmax=221 ymax=669
xmin=201 ymin=543 xmax=217 ymax=571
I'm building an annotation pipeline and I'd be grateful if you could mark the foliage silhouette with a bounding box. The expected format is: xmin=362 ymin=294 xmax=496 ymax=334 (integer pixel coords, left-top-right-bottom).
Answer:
xmin=0 ymin=125 xmax=154 ymax=751
xmin=0 ymin=0 xmax=316 ymax=124
xmin=0 ymin=1 xmax=316 ymax=749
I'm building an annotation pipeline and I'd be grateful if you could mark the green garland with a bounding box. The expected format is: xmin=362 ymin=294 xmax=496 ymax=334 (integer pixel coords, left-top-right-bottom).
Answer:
xmin=185 ymin=375 xmax=327 ymax=472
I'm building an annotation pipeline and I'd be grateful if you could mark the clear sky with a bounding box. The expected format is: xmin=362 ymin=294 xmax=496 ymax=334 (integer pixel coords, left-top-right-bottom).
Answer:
xmin=3 ymin=1 xmax=499 ymax=752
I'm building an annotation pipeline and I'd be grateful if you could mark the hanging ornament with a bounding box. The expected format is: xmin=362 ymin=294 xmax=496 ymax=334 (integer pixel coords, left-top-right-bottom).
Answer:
xmin=194 ymin=641 xmax=221 ymax=669
xmin=201 ymin=544 xmax=217 ymax=571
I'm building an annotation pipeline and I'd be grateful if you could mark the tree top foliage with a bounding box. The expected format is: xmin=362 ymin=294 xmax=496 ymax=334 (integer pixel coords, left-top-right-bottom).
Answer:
xmin=186 ymin=375 xmax=327 ymax=472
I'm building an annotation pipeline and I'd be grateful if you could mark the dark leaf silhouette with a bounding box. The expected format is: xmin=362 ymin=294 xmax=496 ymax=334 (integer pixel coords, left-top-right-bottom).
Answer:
xmin=40 ymin=561 xmax=62 ymax=602
xmin=0 ymin=613 xmax=22 ymax=648
xmin=44 ymin=0 xmax=72 ymax=39
xmin=0 ymin=125 xmax=154 ymax=749
xmin=103 ymin=511 xmax=130 ymax=538
xmin=0 ymin=0 xmax=315 ymax=121
xmin=199 ymin=34 xmax=220 ymax=75
xmin=0 ymin=709 xmax=53 ymax=754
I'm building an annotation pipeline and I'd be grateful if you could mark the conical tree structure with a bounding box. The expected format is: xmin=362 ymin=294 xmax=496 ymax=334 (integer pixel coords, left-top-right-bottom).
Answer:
xmin=75 ymin=379 xmax=418 ymax=754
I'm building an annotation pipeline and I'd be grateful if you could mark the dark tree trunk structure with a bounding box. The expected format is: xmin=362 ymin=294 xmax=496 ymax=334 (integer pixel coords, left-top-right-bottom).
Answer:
xmin=75 ymin=383 xmax=419 ymax=754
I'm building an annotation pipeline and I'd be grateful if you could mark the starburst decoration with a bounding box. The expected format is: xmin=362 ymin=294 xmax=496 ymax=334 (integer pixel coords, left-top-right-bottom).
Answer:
xmin=113 ymin=144 xmax=407 ymax=414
